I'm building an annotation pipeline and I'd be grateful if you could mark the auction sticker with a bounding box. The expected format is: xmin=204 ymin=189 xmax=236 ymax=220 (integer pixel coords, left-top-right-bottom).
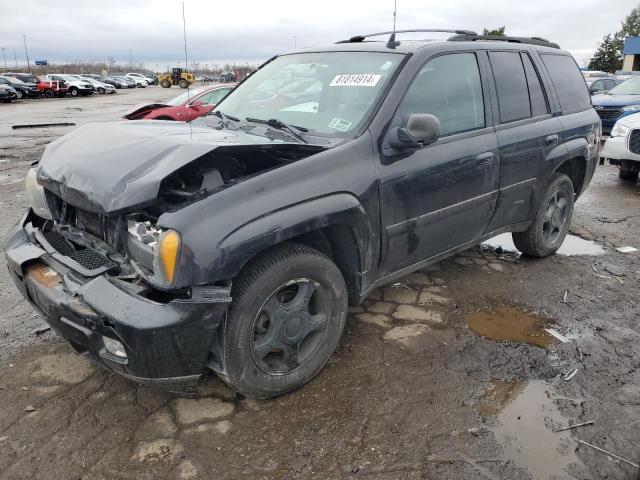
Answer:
xmin=328 ymin=117 xmax=353 ymax=131
xmin=329 ymin=74 xmax=382 ymax=87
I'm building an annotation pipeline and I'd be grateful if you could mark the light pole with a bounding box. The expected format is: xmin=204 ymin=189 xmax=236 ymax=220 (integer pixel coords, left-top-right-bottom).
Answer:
xmin=293 ymin=35 xmax=298 ymax=49
xmin=14 ymin=51 xmax=18 ymax=68
xmin=22 ymin=34 xmax=31 ymax=74
xmin=1 ymin=47 xmax=6 ymax=69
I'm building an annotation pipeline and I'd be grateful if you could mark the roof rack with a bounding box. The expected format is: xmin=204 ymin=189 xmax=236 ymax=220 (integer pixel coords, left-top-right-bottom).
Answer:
xmin=448 ymin=33 xmax=560 ymax=49
xmin=336 ymin=29 xmax=478 ymax=44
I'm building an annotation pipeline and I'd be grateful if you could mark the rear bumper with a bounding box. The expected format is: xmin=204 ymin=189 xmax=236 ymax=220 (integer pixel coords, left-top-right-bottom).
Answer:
xmin=4 ymin=211 xmax=231 ymax=393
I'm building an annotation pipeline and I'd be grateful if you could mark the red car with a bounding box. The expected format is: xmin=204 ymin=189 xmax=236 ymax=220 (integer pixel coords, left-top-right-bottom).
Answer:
xmin=123 ymin=84 xmax=236 ymax=121
xmin=36 ymin=77 xmax=69 ymax=98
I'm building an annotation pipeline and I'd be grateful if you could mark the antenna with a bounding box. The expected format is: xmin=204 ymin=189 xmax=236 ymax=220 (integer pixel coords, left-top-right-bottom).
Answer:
xmin=387 ymin=0 xmax=399 ymax=48
xmin=393 ymin=0 xmax=397 ymax=31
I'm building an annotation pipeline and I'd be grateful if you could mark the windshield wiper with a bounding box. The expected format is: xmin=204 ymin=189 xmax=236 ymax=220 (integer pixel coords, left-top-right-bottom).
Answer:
xmin=245 ymin=117 xmax=309 ymax=144
xmin=209 ymin=110 xmax=240 ymax=129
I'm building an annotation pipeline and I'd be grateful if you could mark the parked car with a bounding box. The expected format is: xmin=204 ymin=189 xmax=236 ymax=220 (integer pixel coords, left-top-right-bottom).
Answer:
xmin=3 ymin=72 xmax=40 ymax=84
xmin=4 ymin=31 xmax=598 ymax=399
xmin=114 ymin=76 xmax=136 ymax=88
xmin=44 ymin=74 xmax=93 ymax=97
xmin=586 ymin=77 xmax=622 ymax=95
xmin=99 ymin=76 xmax=127 ymax=89
xmin=592 ymin=77 xmax=640 ymax=135
xmin=124 ymin=73 xmax=148 ymax=87
xmin=126 ymin=72 xmax=156 ymax=85
xmin=599 ymin=114 xmax=640 ymax=182
xmin=0 ymin=84 xmax=17 ymax=102
xmin=36 ymin=77 xmax=69 ymax=97
xmin=123 ymin=84 xmax=235 ymax=120
xmin=74 ymin=76 xmax=116 ymax=94
xmin=0 ymin=75 xmax=40 ymax=99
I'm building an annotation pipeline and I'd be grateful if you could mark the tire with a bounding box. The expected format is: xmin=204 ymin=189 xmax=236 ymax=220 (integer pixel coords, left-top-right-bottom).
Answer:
xmin=98 ymin=87 xmax=105 ymax=94
xmin=69 ymin=87 xmax=79 ymax=97
xmin=619 ymin=166 xmax=639 ymax=182
xmin=178 ymin=79 xmax=189 ymax=89
xmin=220 ymin=243 xmax=348 ymax=399
xmin=160 ymin=80 xmax=171 ymax=88
xmin=15 ymin=90 xmax=23 ymax=99
xmin=44 ymin=89 xmax=53 ymax=98
xmin=512 ymin=173 xmax=574 ymax=257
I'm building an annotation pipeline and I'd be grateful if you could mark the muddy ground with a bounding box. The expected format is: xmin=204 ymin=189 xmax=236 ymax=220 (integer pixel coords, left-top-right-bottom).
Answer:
xmin=0 ymin=89 xmax=639 ymax=480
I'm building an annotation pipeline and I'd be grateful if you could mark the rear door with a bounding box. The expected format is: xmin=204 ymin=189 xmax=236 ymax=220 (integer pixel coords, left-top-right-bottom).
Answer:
xmin=485 ymin=50 xmax=560 ymax=231
xmin=378 ymin=51 xmax=500 ymax=275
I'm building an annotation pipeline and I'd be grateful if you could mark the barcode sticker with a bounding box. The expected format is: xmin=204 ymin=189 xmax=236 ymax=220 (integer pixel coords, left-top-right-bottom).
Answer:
xmin=329 ymin=74 xmax=382 ymax=87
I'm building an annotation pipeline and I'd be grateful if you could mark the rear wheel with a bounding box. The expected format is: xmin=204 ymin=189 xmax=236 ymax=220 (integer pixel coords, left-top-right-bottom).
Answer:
xmin=178 ymin=79 xmax=189 ymax=88
xmin=220 ymin=243 xmax=348 ymax=399
xmin=512 ymin=173 xmax=574 ymax=257
xmin=160 ymin=80 xmax=171 ymax=88
xmin=15 ymin=90 xmax=23 ymax=99
xmin=44 ymin=89 xmax=54 ymax=98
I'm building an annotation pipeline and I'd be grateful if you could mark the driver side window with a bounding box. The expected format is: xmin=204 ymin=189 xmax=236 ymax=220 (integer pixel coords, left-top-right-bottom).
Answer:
xmin=397 ymin=53 xmax=485 ymax=136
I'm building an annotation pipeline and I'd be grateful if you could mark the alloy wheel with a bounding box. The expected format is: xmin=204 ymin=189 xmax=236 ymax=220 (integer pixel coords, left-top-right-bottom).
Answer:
xmin=542 ymin=189 xmax=568 ymax=244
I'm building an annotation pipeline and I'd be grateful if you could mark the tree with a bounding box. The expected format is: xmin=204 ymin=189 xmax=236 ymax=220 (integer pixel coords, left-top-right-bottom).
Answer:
xmin=589 ymin=34 xmax=623 ymax=72
xmin=482 ymin=26 xmax=506 ymax=36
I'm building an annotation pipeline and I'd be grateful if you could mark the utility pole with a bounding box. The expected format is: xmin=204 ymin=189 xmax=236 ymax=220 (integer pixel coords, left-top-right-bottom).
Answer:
xmin=129 ymin=49 xmax=133 ymax=69
xmin=393 ymin=0 xmax=397 ymax=31
xmin=294 ymin=35 xmax=298 ymax=49
xmin=22 ymin=34 xmax=31 ymax=74
xmin=14 ymin=51 xmax=18 ymax=68
xmin=1 ymin=47 xmax=6 ymax=69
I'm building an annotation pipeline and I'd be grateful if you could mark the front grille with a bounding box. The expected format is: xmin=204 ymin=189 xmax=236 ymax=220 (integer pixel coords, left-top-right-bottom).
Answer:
xmin=629 ymin=129 xmax=640 ymax=155
xmin=42 ymin=230 xmax=114 ymax=272
xmin=596 ymin=108 xmax=622 ymax=120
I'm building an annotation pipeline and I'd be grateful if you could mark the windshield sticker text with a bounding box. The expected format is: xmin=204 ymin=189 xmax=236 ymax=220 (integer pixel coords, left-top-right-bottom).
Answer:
xmin=329 ymin=74 xmax=382 ymax=87
xmin=328 ymin=117 xmax=353 ymax=131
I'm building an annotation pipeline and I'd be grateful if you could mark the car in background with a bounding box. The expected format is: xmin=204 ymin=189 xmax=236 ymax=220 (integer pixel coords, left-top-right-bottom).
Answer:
xmin=123 ymin=84 xmax=235 ymax=121
xmin=99 ymin=76 xmax=127 ymax=89
xmin=600 ymin=113 xmax=640 ymax=182
xmin=114 ymin=76 xmax=137 ymax=88
xmin=72 ymin=75 xmax=116 ymax=94
xmin=0 ymin=75 xmax=40 ymax=99
xmin=36 ymin=77 xmax=69 ymax=97
xmin=126 ymin=72 xmax=155 ymax=85
xmin=3 ymin=72 xmax=40 ymax=84
xmin=591 ymin=77 xmax=640 ymax=135
xmin=0 ymin=84 xmax=17 ymax=102
xmin=44 ymin=74 xmax=94 ymax=97
xmin=586 ymin=77 xmax=623 ymax=95
xmin=124 ymin=73 xmax=148 ymax=87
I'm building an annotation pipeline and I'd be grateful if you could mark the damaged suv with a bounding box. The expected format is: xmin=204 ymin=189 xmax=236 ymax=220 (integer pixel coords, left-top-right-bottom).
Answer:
xmin=4 ymin=30 xmax=599 ymax=398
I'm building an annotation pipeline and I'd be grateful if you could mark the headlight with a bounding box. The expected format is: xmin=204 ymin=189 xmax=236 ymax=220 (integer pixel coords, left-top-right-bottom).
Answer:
xmin=610 ymin=123 xmax=630 ymax=138
xmin=25 ymin=167 xmax=53 ymax=220
xmin=622 ymin=105 xmax=640 ymax=111
xmin=128 ymin=220 xmax=181 ymax=286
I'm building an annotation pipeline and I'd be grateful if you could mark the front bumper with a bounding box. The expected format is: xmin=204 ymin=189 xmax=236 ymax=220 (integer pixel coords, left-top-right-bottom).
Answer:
xmin=4 ymin=211 xmax=231 ymax=393
xmin=600 ymin=134 xmax=640 ymax=165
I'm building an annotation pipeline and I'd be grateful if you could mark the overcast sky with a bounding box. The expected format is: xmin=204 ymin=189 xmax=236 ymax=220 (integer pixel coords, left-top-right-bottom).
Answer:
xmin=1 ymin=0 xmax=638 ymax=70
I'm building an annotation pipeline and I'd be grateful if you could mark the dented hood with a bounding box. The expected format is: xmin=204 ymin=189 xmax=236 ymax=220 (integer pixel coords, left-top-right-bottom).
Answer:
xmin=38 ymin=120 xmax=284 ymax=213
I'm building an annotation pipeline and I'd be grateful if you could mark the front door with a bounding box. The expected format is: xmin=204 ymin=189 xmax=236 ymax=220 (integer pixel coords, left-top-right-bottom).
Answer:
xmin=378 ymin=52 xmax=500 ymax=276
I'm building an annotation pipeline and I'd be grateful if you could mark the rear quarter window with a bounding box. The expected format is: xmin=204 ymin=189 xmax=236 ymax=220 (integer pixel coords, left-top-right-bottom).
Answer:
xmin=540 ymin=54 xmax=591 ymax=112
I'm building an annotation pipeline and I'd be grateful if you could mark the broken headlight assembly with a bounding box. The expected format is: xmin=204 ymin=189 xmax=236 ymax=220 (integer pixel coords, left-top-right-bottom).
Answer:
xmin=127 ymin=219 xmax=182 ymax=287
xmin=25 ymin=167 xmax=53 ymax=220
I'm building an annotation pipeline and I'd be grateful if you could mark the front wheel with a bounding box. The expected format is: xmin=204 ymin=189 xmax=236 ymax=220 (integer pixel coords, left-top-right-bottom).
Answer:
xmin=220 ymin=243 xmax=348 ymax=399
xmin=160 ymin=80 xmax=171 ymax=88
xmin=178 ymin=79 xmax=189 ymax=88
xmin=69 ymin=87 xmax=79 ymax=97
xmin=619 ymin=165 xmax=639 ymax=182
xmin=15 ymin=90 xmax=23 ymax=99
xmin=512 ymin=173 xmax=575 ymax=257
xmin=44 ymin=89 xmax=54 ymax=98
xmin=98 ymin=87 xmax=105 ymax=94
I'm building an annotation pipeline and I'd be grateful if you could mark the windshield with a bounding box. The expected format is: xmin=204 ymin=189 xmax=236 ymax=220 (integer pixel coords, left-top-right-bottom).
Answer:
xmin=214 ymin=52 xmax=404 ymax=135
xmin=2 ymin=76 xmax=26 ymax=85
xmin=166 ymin=88 xmax=207 ymax=106
xmin=608 ymin=77 xmax=640 ymax=95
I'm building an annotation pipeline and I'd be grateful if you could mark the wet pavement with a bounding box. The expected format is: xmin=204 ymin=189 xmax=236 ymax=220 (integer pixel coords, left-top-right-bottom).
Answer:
xmin=1 ymin=90 xmax=640 ymax=479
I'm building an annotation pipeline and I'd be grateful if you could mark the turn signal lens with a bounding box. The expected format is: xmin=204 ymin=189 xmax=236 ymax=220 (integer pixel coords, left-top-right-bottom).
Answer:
xmin=158 ymin=229 xmax=181 ymax=284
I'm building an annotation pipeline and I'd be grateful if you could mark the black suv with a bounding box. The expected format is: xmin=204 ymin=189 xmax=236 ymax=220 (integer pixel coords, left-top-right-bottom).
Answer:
xmin=4 ymin=30 xmax=599 ymax=398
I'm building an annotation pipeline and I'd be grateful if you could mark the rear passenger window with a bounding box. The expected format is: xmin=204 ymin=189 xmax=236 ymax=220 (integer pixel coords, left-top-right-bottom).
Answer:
xmin=489 ymin=51 xmax=530 ymax=123
xmin=540 ymin=54 xmax=591 ymax=112
xmin=522 ymin=54 xmax=549 ymax=117
xmin=397 ymin=53 xmax=485 ymax=136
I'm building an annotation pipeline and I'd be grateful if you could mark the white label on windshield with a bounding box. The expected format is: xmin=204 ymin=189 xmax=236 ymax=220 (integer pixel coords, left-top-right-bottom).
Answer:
xmin=328 ymin=117 xmax=353 ymax=131
xmin=329 ymin=74 xmax=382 ymax=87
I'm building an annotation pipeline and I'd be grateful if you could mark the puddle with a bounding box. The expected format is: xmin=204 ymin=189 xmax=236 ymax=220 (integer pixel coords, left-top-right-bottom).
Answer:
xmin=467 ymin=307 xmax=555 ymax=348
xmin=483 ymin=233 xmax=605 ymax=256
xmin=477 ymin=380 xmax=581 ymax=480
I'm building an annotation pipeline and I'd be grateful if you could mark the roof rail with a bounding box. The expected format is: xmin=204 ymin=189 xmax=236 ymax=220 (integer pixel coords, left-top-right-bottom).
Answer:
xmin=336 ymin=29 xmax=478 ymax=44
xmin=448 ymin=33 xmax=560 ymax=49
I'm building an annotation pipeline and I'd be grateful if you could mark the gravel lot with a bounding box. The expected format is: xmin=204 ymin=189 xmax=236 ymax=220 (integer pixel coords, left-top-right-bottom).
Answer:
xmin=0 ymin=87 xmax=639 ymax=480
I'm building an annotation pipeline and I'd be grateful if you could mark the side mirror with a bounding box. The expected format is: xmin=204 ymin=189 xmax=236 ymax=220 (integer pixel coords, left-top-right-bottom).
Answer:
xmin=387 ymin=113 xmax=440 ymax=150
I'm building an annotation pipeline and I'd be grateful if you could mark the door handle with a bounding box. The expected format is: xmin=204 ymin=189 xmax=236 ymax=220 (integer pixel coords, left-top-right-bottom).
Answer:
xmin=476 ymin=152 xmax=494 ymax=166
xmin=546 ymin=134 xmax=559 ymax=147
